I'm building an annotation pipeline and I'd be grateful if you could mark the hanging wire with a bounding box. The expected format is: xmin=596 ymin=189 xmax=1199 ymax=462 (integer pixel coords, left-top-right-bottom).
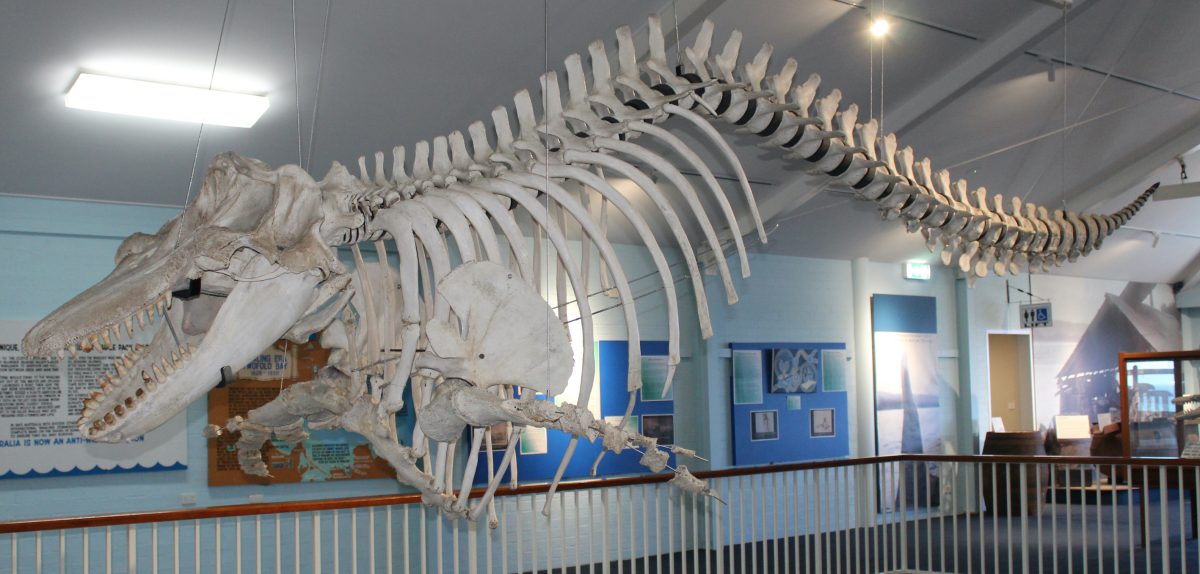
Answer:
xmin=1014 ymin=0 xmax=1156 ymax=200
xmin=672 ymin=0 xmax=683 ymax=68
xmin=879 ymin=0 xmax=885 ymax=134
xmin=291 ymin=0 xmax=304 ymax=168
xmin=182 ymin=0 xmax=235 ymax=210
xmin=1059 ymin=5 xmax=1068 ymax=209
xmin=304 ymin=0 xmax=333 ymax=171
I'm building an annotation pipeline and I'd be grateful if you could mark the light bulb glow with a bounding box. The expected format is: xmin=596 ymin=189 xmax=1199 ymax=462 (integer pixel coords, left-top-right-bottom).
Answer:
xmin=870 ymin=18 xmax=891 ymax=38
xmin=65 ymin=73 xmax=269 ymax=128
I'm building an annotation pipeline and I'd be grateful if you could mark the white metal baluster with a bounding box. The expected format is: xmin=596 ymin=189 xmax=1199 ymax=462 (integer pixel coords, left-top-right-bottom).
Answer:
xmin=900 ymin=462 xmax=908 ymax=573
xmin=59 ymin=525 xmax=67 ymax=574
xmin=418 ymin=505 xmax=426 ymax=574
xmin=85 ymin=526 xmax=91 ymax=574
xmin=839 ymin=465 xmax=846 ymax=573
xmin=951 ymin=463 xmax=958 ymax=573
xmin=865 ymin=465 xmax=871 ymax=574
xmin=1083 ymin=464 xmax=1091 ymax=574
xmin=836 ymin=466 xmax=843 ymax=574
xmin=769 ymin=473 xmax=777 ymax=574
xmin=35 ymin=530 xmax=42 ymax=573
xmin=598 ymin=489 xmax=606 ymax=574
xmin=270 ymin=514 xmax=278 ymax=574
xmin=571 ymin=490 xmax=580 ymax=573
xmin=654 ymin=483 xmax=663 ymax=573
xmin=10 ymin=532 xmax=16 ymax=574
xmin=637 ymin=485 xmax=647 ymax=572
xmin=194 ymin=520 xmax=200 ymax=574
xmin=613 ymin=488 xmax=621 ymax=574
xmin=1143 ymin=465 xmax=1150 ymax=574
xmin=1097 ymin=465 xmax=1103 ymax=574
xmin=883 ymin=463 xmax=892 ymax=571
xmin=313 ymin=512 xmax=321 ymax=574
xmin=994 ymin=462 xmax=1003 ymax=574
xmin=1110 ymin=464 xmax=1117 ymax=574
xmin=466 ymin=515 xmax=476 ymax=574
xmin=1006 ymin=462 xmax=1013 ymax=574
xmin=151 ymin=522 xmax=158 ymax=574
xmin=785 ymin=471 xmax=793 ymax=574
xmin=386 ymin=507 xmax=393 ymax=574
xmin=1178 ymin=465 xmax=1185 ymax=573
xmin=1066 ymin=460 xmax=1074 ymax=574
xmin=805 ymin=469 xmax=813 ymax=574
xmin=1127 ymin=465 xmax=1134 ymax=574
xmin=1050 ymin=462 xmax=1058 ymax=574
xmin=627 ymin=487 xmax=635 ymax=573
xmin=530 ymin=496 xmax=539 ymax=574
xmin=762 ymin=472 xmax=770 ymax=573
xmin=878 ymin=463 xmax=888 ymax=574
xmin=926 ymin=462 xmax=933 ymax=572
xmin=562 ymin=489 xmax=570 ymax=571
xmin=750 ymin=474 xmax=758 ymax=574
xmin=335 ymin=510 xmax=342 ymax=574
xmin=980 ymin=462 xmax=988 ymax=574
xmin=292 ymin=513 xmax=300 ymax=574
xmin=965 ymin=463 xmax=972 ymax=574
xmin=1159 ymin=465 xmax=1170 ymax=572
xmin=716 ymin=478 xmax=726 ymax=574
xmin=368 ymin=507 xmax=376 ymax=574
xmin=234 ymin=517 xmax=240 ymax=574
xmin=251 ymin=516 xmax=259 ymax=574
xmin=787 ymin=470 xmax=796 ymax=574
xmin=587 ymin=490 xmax=595 ymax=574
xmin=940 ymin=462 xmax=947 ymax=573
xmin=693 ymin=487 xmax=701 ymax=573
xmin=435 ymin=507 xmax=443 ymax=574
xmin=1019 ymin=463 xmax=1029 ymax=574
xmin=451 ymin=509 xmax=459 ymax=574
xmin=495 ymin=502 xmax=502 ymax=574
xmin=1193 ymin=466 xmax=1199 ymax=574
xmin=105 ymin=525 xmax=112 ymax=574
xmin=821 ymin=468 xmax=827 ymax=574
xmin=737 ymin=475 xmax=746 ymax=574
xmin=1038 ymin=463 xmax=1044 ymax=574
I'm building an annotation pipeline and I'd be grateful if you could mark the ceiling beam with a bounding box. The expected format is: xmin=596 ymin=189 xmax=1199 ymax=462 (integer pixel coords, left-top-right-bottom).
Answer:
xmin=1066 ymin=112 xmax=1200 ymax=213
xmin=884 ymin=0 xmax=1094 ymax=135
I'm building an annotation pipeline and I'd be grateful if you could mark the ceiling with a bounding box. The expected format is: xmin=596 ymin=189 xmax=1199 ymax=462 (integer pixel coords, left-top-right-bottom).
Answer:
xmin=3 ymin=0 xmax=1199 ymax=285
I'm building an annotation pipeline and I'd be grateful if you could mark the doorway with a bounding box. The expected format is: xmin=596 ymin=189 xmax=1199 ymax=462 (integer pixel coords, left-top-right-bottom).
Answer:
xmin=987 ymin=332 xmax=1035 ymax=432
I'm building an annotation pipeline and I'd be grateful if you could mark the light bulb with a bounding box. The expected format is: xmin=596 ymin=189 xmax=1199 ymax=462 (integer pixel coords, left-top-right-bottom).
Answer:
xmin=870 ymin=18 xmax=891 ymax=38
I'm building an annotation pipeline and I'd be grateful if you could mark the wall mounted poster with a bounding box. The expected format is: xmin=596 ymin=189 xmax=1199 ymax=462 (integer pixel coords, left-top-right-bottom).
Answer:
xmin=732 ymin=349 xmax=764 ymax=404
xmin=0 ymin=320 xmax=186 ymax=478
xmin=771 ymin=348 xmax=819 ymax=393
xmin=730 ymin=342 xmax=849 ymax=466
xmin=474 ymin=340 xmax=675 ymax=485
xmin=207 ymin=338 xmax=395 ymax=485
xmin=872 ymin=294 xmax=951 ymax=512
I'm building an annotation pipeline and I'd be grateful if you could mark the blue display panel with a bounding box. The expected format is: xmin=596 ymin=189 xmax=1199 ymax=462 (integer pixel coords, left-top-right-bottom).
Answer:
xmin=729 ymin=342 xmax=850 ymax=466
xmin=473 ymin=340 xmax=674 ymax=485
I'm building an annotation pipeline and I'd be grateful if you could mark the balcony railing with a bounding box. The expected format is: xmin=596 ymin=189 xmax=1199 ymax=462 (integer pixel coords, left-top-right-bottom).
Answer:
xmin=3 ymin=454 xmax=1198 ymax=573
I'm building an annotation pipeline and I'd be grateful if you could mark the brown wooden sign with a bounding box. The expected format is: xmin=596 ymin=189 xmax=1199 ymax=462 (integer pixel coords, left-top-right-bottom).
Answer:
xmin=207 ymin=339 xmax=394 ymax=486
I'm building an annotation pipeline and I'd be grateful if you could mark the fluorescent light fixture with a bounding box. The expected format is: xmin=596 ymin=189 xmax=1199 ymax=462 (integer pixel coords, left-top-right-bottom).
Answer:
xmin=65 ymin=73 xmax=269 ymax=128
xmin=869 ymin=17 xmax=891 ymax=38
xmin=904 ymin=261 xmax=931 ymax=280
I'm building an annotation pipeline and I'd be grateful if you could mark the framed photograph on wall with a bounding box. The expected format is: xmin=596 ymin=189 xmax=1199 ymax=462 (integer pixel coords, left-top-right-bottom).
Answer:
xmin=810 ymin=408 xmax=835 ymax=438
xmin=641 ymin=414 xmax=675 ymax=446
xmin=750 ymin=410 xmax=779 ymax=441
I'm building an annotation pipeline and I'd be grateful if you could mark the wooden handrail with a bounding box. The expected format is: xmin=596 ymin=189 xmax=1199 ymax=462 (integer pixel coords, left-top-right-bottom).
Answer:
xmin=3 ymin=453 xmax=1199 ymax=534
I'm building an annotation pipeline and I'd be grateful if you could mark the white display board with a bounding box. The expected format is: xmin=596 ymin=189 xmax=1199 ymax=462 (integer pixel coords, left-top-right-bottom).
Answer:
xmin=0 ymin=321 xmax=186 ymax=478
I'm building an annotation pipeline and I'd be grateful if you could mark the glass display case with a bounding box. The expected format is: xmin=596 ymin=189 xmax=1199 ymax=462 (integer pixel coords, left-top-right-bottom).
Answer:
xmin=1118 ymin=350 xmax=1200 ymax=458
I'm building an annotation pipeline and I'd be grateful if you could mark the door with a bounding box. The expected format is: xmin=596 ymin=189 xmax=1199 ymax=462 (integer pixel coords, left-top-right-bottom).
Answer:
xmin=987 ymin=332 xmax=1035 ymax=432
